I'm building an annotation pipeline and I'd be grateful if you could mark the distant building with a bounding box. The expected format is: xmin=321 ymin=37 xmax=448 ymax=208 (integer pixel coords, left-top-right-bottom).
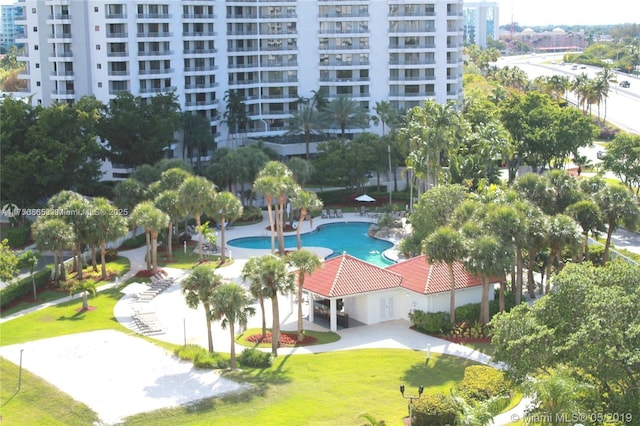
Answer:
xmin=499 ymin=27 xmax=585 ymax=53
xmin=0 ymin=4 xmax=24 ymax=52
xmin=463 ymin=1 xmax=498 ymax=48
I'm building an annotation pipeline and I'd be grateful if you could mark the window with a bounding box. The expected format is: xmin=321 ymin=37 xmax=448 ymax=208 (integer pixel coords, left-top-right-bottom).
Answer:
xmin=36 ymin=81 xmax=40 ymax=86
xmin=97 ymin=64 xmax=102 ymax=69
xmin=94 ymin=7 xmax=99 ymax=13
xmin=95 ymin=26 xmax=100 ymax=31
xmin=96 ymin=44 xmax=101 ymax=50
xmin=35 ymin=63 xmax=39 ymax=68
xmin=98 ymin=82 xmax=102 ymax=88
xmin=34 ymin=45 xmax=38 ymax=50
xmin=33 ymin=26 xmax=37 ymax=32
xmin=31 ymin=8 xmax=36 ymax=13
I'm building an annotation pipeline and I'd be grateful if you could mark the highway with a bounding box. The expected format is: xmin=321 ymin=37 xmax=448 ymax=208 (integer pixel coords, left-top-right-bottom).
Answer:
xmin=496 ymin=53 xmax=640 ymax=135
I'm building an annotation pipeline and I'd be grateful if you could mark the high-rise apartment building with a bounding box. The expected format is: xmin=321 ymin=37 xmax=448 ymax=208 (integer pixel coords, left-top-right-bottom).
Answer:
xmin=1 ymin=4 xmax=24 ymax=52
xmin=14 ymin=0 xmax=464 ymax=178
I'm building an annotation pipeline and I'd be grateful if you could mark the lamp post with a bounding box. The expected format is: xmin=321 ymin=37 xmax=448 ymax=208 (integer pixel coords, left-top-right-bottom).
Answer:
xmin=400 ymin=384 xmax=424 ymax=425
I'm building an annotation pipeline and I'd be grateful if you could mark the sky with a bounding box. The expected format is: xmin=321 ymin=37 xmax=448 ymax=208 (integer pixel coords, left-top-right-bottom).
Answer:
xmin=496 ymin=0 xmax=640 ymax=27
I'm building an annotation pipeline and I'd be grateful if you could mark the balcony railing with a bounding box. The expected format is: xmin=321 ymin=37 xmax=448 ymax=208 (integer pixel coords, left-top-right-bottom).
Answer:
xmin=107 ymin=51 xmax=128 ymax=57
xmin=137 ymin=32 xmax=173 ymax=38
xmin=108 ymin=70 xmax=129 ymax=76
xmin=138 ymin=50 xmax=173 ymax=56
xmin=184 ymin=66 xmax=218 ymax=72
xmin=106 ymin=32 xmax=128 ymax=38
xmin=48 ymin=33 xmax=72 ymax=39
xmin=184 ymin=83 xmax=219 ymax=90
xmin=51 ymin=70 xmax=74 ymax=76
xmin=182 ymin=31 xmax=217 ymax=37
xmin=136 ymin=13 xmax=172 ymax=19
xmin=183 ymin=49 xmax=217 ymax=55
xmin=105 ymin=13 xmax=127 ymax=19
xmin=138 ymin=68 xmax=174 ymax=75
xmin=182 ymin=14 xmax=216 ymax=19
xmin=47 ymin=14 xmax=71 ymax=20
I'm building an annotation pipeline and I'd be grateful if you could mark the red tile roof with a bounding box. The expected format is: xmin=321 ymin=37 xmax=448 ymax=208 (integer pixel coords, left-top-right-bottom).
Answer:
xmin=303 ymin=253 xmax=403 ymax=297
xmin=301 ymin=253 xmax=483 ymax=298
xmin=386 ymin=255 xmax=483 ymax=295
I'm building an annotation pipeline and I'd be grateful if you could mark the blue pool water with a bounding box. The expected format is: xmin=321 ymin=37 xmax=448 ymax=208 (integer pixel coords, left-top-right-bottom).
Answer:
xmin=228 ymin=222 xmax=394 ymax=267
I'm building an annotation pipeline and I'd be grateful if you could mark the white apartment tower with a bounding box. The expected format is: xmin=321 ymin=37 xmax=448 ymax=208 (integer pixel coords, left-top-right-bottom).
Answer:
xmin=15 ymin=0 xmax=463 ymax=172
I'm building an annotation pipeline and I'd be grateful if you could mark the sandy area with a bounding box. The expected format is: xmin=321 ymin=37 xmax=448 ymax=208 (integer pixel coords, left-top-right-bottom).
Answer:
xmin=0 ymin=329 xmax=247 ymax=425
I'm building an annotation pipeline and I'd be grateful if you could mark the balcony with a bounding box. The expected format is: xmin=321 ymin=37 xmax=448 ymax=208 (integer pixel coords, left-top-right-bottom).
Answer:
xmin=106 ymin=32 xmax=128 ymax=38
xmin=47 ymin=13 xmax=71 ymax=21
xmin=109 ymin=88 xmax=129 ymax=95
xmin=183 ymin=31 xmax=217 ymax=37
xmin=319 ymin=59 xmax=370 ymax=67
xmin=389 ymin=59 xmax=435 ymax=65
xmin=108 ymin=51 xmax=129 ymax=57
xmin=50 ymin=70 xmax=74 ymax=77
xmin=390 ymin=75 xmax=434 ymax=81
xmin=182 ymin=14 xmax=216 ymax=19
xmin=108 ymin=70 xmax=130 ymax=76
xmin=137 ymin=32 xmax=173 ymax=38
xmin=318 ymin=11 xmax=368 ymax=18
xmin=183 ymin=49 xmax=217 ymax=55
xmin=105 ymin=13 xmax=127 ymax=19
xmin=260 ymin=12 xmax=297 ymax=19
xmin=139 ymin=86 xmax=177 ymax=94
xmin=48 ymin=32 xmax=72 ymax=40
xmin=139 ymin=68 xmax=174 ymax=75
xmin=51 ymin=51 xmax=74 ymax=58
xmin=138 ymin=50 xmax=173 ymax=56
xmin=389 ymin=43 xmax=435 ymax=50
xmin=184 ymin=82 xmax=219 ymax=90
xmin=184 ymin=66 xmax=218 ymax=72
xmin=136 ymin=13 xmax=172 ymax=19
xmin=389 ymin=90 xmax=435 ymax=98
xmin=184 ymin=99 xmax=219 ymax=107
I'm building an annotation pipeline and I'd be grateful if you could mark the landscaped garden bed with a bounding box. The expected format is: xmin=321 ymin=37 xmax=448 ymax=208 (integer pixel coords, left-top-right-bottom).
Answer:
xmin=246 ymin=331 xmax=318 ymax=346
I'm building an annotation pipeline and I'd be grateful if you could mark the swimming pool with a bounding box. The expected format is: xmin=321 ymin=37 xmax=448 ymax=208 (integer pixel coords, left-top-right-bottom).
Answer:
xmin=228 ymin=222 xmax=394 ymax=267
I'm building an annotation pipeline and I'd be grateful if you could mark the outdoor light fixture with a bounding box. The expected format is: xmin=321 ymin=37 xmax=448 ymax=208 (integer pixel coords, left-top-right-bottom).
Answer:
xmin=399 ymin=384 xmax=424 ymax=425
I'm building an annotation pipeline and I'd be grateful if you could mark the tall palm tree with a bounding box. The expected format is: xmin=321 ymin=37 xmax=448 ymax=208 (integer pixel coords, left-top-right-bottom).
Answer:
xmin=62 ymin=196 xmax=93 ymax=280
xmin=251 ymin=255 xmax=295 ymax=356
xmin=209 ymin=283 xmax=255 ymax=370
xmin=566 ymin=200 xmax=602 ymax=262
xmin=154 ymin=189 xmax=185 ymax=262
xmin=114 ymin=178 xmax=148 ymax=238
xmin=287 ymin=250 xmax=322 ymax=342
xmin=242 ymin=256 xmax=269 ymax=339
xmin=289 ymin=189 xmax=323 ymax=249
xmin=594 ymin=185 xmax=640 ymax=263
xmin=374 ymin=100 xmax=397 ymax=135
xmin=179 ymin=176 xmax=217 ymax=260
xmin=570 ymin=73 xmax=589 ymax=110
xmin=90 ymin=197 xmax=128 ymax=280
xmin=423 ymin=226 xmax=465 ymax=323
xmin=544 ymin=214 xmax=581 ymax=293
xmin=596 ymin=65 xmax=617 ymax=124
xmin=211 ymin=191 xmax=243 ymax=263
xmin=287 ymin=105 xmax=325 ymax=160
xmin=69 ymin=280 xmax=97 ymax=311
xmin=323 ymin=95 xmax=369 ymax=138
xmin=32 ymin=217 xmax=74 ymax=283
xmin=130 ymin=201 xmax=169 ymax=273
xmin=223 ymin=89 xmax=248 ymax=149
xmin=181 ymin=265 xmax=224 ymax=353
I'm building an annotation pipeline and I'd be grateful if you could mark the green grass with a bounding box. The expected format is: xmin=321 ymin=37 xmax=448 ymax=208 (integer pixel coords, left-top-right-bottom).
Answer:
xmin=0 ymin=289 xmax=69 ymax=317
xmin=236 ymin=328 xmax=341 ymax=347
xmin=461 ymin=342 xmax=495 ymax=358
xmin=158 ymin=246 xmax=232 ymax=270
xmin=123 ymin=349 xmax=479 ymax=426
xmin=0 ymin=358 xmax=99 ymax=425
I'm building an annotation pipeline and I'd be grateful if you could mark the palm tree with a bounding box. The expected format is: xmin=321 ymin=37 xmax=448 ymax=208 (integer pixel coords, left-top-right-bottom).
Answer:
xmin=209 ymin=283 xmax=255 ymax=370
xmin=223 ymin=89 xmax=248 ymax=148
xmin=570 ymin=73 xmax=589 ymax=111
xmin=69 ymin=280 xmax=97 ymax=311
xmin=566 ymin=200 xmax=602 ymax=261
xmin=287 ymin=105 xmax=325 ymax=160
xmin=374 ymin=100 xmax=397 ymax=135
xmin=114 ymin=178 xmax=148 ymax=238
xmin=63 ymin=196 xmax=93 ymax=280
xmin=289 ymin=189 xmax=323 ymax=249
xmin=130 ymin=201 xmax=169 ymax=273
xmin=90 ymin=197 xmax=128 ymax=280
xmin=287 ymin=250 xmax=322 ymax=342
xmin=31 ymin=217 xmax=74 ymax=283
xmin=179 ymin=176 xmax=217 ymax=260
xmin=423 ymin=226 xmax=465 ymax=323
xmin=211 ymin=191 xmax=243 ymax=263
xmin=596 ymin=65 xmax=617 ymax=124
xmin=253 ymin=161 xmax=298 ymax=255
xmin=18 ymin=250 xmax=39 ymax=300
xmin=154 ymin=190 xmax=185 ymax=262
xmin=249 ymin=255 xmax=295 ymax=356
xmin=181 ymin=265 xmax=224 ymax=353
xmin=323 ymin=95 xmax=369 ymax=138
xmin=544 ymin=214 xmax=581 ymax=293
xmin=594 ymin=185 xmax=640 ymax=263
xmin=242 ymin=256 xmax=269 ymax=339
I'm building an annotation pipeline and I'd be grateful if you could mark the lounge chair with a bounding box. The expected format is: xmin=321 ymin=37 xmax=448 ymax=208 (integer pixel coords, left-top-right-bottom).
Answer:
xmin=336 ymin=208 xmax=343 ymax=218
xmin=329 ymin=209 xmax=336 ymax=218
xmin=321 ymin=209 xmax=328 ymax=218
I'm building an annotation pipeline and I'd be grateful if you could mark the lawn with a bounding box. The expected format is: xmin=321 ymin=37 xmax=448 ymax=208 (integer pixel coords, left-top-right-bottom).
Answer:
xmin=123 ymin=348 xmax=479 ymax=426
xmin=461 ymin=341 xmax=495 ymax=358
xmin=158 ymin=246 xmax=232 ymax=270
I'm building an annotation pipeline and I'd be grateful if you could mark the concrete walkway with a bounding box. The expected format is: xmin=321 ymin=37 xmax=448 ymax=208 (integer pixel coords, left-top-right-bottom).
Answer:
xmin=1 ymin=212 xmax=529 ymax=424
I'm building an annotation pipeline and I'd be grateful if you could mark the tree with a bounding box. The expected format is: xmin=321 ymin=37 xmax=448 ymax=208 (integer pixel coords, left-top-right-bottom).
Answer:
xmin=154 ymin=190 xmax=185 ymax=262
xmin=323 ymin=95 xmax=369 ymax=138
xmin=114 ymin=178 xmax=147 ymax=237
xmin=287 ymin=157 xmax=316 ymax=188
xmin=596 ymin=65 xmax=617 ymax=124
xmin=99 ymin=91 xmax=181 ymax=167
xmin=17 ymin=250 xmax=39 ymax=300
xmin=181 ymin=266 xmax=224 ymax=354
xmin=242 ymin=256 xmax=269 ymax=340
xmin=287 ymin=250 xmax=322 ymax=342
xmin=373 ymin=100 xmax=399 ymax=135
xmin=253 ymin=161 xmax=298 ymax=255
xmin=570 ymin=72 xmax=590 ymax=111
xmin=181 ymin=112 xmax=215 ymax=173
xmin=179 ymin=176 xmax=217 ymax=260
xmin=211 ymin=192 xmax=243 ymax=263
xmin=544 ymin=215 xmax=581 ymax=293
xmin=223 ymin=89 xmax=248 ymax=148
xmin=594 ymin=185 xmax=640 ymax=263
xmin=31 ymin=217 xmax=74 ymax=283
xmin=287 ymin=105 xmax=326 ymax=160
xmin=130 ymin=201 xmax=169 ymax=273
xmin=602 ymin=133 xmax=640 ymax=196
xmin=90 ymin=198 xmax=128 ymax=279
xmin=289 ymin=188 xmax=323 ymax=250
xmin=63 ymin=196 xmax=93 ymax=280
xmin=0 ymin=239 xmax=19 ymax=283
xmin=69 ymin=280 xmax=97 ymax=311
xmin=491 ymin=262 xmax=640 ymax=418
xmin=209 ymin=283 xmax=255 ymax=370
xmin=565 ymin=200 xmax=602 ymax=261
xmin=424 ymin=227 xmax=465 ymax=323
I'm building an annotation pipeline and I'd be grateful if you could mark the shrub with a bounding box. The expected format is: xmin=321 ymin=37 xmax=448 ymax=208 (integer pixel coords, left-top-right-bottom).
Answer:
xmin=409 ymin=310 xmax=452 ymax=335
xmin=412 ymin=392 xmax=457 ymax=426
xmin=174 ymin=344 xmax=229 ymax=370
xmin=104 ymin=248 xmax=119 ymax=263
xmin=0 ymin=225 xmax=31 ymax=248
xmin=455 ymin=303 xmax=481 ymax=324
xmin=238 ymin=348 xmax=273 ymax=368
xmin=118 ymin=233 xmax=146 ymax=250
xmin=587 ymin=244 xmax=605 ymax=266
xmin=0 ymin=267 xmax=53 ymax=308
xmin=455 ymin=365 xmax=509 ymax=402
xmin=240 ymin=206 xmax=263 ymax=222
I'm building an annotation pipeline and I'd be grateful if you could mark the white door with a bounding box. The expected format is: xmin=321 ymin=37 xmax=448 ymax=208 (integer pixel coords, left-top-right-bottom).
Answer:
xmin=379 ymin=297 xmax=394 ymax=320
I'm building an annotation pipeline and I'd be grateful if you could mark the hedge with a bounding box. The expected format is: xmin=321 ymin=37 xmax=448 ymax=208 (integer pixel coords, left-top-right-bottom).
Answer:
xmin=412 ymin=392 xmax=457 ymax=426
xmin=0 ymin=225 xmax=31 ymax=248
xmin=0 ymin=267 xmax=53 ymax=308
xmin=408 ymin=310 xmax=451 ymax=335
xmin=238 ymin=348 xmax=273 ymax=368
xmin=455 ymin=365 xmax=509 ymax=402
